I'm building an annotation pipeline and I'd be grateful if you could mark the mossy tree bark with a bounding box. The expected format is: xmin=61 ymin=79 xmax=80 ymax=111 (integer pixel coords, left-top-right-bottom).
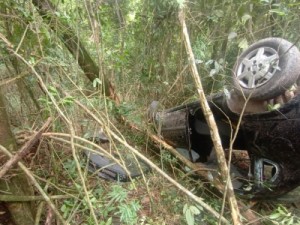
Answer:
xmin=0 ymin=93 xmax=35 ymax=225
xmin=1 ymin=6 xmax=41 ymax=113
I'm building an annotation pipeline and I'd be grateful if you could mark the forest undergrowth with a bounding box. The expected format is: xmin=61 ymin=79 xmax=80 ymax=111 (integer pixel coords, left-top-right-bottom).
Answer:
xmin=1 ymin=0 xmax=300 ymax=224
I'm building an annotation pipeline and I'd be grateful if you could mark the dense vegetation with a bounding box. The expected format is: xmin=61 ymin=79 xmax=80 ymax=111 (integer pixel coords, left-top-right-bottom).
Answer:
xmin=0 ymin=0 xmax=300 ymax=224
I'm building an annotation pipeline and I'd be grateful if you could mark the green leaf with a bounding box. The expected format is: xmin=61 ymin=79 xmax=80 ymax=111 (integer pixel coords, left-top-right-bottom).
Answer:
xmin=61 ymin=204 xmax=66 ymax=212
xmin=29 ymin=57 xmax=36 ymax=65
xmin=48 ymin=86 xmax=58 ymax=95
xmin=241 ymin=14 xmax=252 ymax=24
xmin=268 ymin=103 xmax=281 ymax=111
xmin=93 ymin=78 xmax=102 ymax=88
xmin=62 ymin=96 xmax=75 ymax=106
xmin=273 ymin=103 xmax=281 ymax=110
xmin=238 ymin=39 xmax=248 ymax=50
xmin=190 ymin=206 xmax=201 ymax=215
xmin=209 ymin=69 xmax=217 ymax=77
xmin=228 ymin=31 xmax=237 ymax=40
xmin=177 ymin=0 xmax=185 ymax=8
xmin=260 ymin=0 xmax=271 ymax=4
xmin=287 ymin=217 xmax=294 ymax=225
xmin=269 ymin=9 xmax=286 ymax=16
xmin=277 ymin=206 xmax=288 ymax=214
xmin=269 ymin=212 xmax=282 ymax=220
xmin=106 ymin=217 xmax=112 ymax=225
xmin=185 ymin=208 xmax=194 ymax=225
xmin=214 ymin=10 xmax=224 ymax=18
xmin=205 ymin=59 xmax=214 ymax=66
xmin=196 ymin=204 xmax=203 ymax=211
xmin=183 ymin=204 xmax=188 ymax=214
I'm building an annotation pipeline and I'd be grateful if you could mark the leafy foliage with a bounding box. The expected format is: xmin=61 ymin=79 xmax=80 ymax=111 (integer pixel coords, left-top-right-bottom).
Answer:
xmin=269 ymin=205 xmax=300 ymax=225
xmin=117 ymin=200 xmax=141 ymax=225
xmin=183 ymin=204 xmax=202 ymax=225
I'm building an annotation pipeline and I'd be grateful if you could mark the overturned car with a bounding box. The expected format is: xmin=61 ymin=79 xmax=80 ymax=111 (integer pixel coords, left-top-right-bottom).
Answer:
xmin=150 ymin=38 xmax=300 ymax=199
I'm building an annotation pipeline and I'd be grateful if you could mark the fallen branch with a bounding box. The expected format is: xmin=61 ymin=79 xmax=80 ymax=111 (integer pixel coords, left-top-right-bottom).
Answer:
xmin=0 ymin=117 xmax=52 ymax=178
xmin=178 ymin=6 xmax=242 ymax=225
xmin=0 ymin=194 xmax=70 ymax=202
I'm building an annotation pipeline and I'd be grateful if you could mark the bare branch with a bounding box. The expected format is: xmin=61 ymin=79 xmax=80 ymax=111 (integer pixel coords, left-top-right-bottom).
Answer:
xmin=0 ymin=117 xmax=52 ymax=178
xmin=178 ymin=7 xmax=242 ymax=225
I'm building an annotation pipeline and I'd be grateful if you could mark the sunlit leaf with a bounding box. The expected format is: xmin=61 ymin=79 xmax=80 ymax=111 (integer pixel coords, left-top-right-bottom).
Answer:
xmin=268 ymin=103 xmax=281 ymax=111
xmin=269 ymin=212 xmax=282 ymax=220
xmin=260 ymin=0 xmax=271 ymax=3
xmin=287 ymin=217 xmax=294 ymax=225
xmin=228 ymin=32 xmax=237 ymax=40
xmin=242 ymin=14 xmax=252 ymax=24
xmin=190 ymin=205 xmax=200 ymax=215
xmin=183 ymin=204 xmax=188 ymax=214
xmin=106 ymin=217 xmax=112 ymax=225
xmin=93 ymin=78 xmax=102 ymax=88
xmin=214 ymin=10 xmax=224 ymax=18
xmin=177 ymin=0 xmax=185 ymax=8
xmin=238 ymin=39 xmax=248 ymax=50
xmin=185 ymin=208 xmax=194 ymax=225
xmin=48 ymin=86 xmax=58 ymax=96
xmin=269 ymin=9 xmax=286 ymax=16
xmin=209 ymin=69 xmax=217 ymax=77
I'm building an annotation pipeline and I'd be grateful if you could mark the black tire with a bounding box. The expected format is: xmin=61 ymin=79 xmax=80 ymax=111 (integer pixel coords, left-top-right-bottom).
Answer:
xmin=232 ymin=38 xmax=300 ymax=100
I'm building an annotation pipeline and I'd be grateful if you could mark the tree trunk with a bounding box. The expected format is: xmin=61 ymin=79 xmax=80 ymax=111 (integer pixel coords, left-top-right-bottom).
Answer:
xmin=31 ymin=0 xmax=115 ymax=98
xmin=1 ymin=5 xmax=41 ymax=113
xmin=0 ymin=93 xmax=35 ymax=225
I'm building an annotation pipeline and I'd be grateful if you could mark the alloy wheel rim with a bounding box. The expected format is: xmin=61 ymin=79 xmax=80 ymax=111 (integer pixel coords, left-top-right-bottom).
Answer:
xmin=236 ymin=47 xmax=280 ymax=89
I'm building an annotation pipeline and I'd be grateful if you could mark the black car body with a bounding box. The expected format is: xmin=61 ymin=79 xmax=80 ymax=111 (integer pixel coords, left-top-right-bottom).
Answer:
xmin=152 ymin=91 xmax=300 ymax=199
xmin=151 ymin=37 xmax=300 ymax=199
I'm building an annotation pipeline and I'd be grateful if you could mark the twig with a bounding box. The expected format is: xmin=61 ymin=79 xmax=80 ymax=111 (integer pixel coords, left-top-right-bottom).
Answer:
xmin=35 ymin=202 xmax=46 ymax=225
xmin=0 ymin=70 xmax=31 ymax=87
xmin=35 ymin=181 xmax=49 ymax=225
xmin=15 ymin=24 xmax=29 ymax=53
xmin=178 ymin=6 xmax=242 ymax=225
xmin=0 ymin=32 xmax=13 ymax=48
xmin=45 ymin=206 xmax=54 ymax=225
xmin=0 ymin=117 xmax=52 ymax=178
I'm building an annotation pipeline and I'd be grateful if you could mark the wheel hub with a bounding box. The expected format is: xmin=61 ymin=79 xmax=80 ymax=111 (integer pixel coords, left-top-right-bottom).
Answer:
xmin=236 ymin=47 xmax=280 ymax=89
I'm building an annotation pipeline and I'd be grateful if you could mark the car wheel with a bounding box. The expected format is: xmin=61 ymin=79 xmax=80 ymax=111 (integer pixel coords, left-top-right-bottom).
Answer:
xmin=233 ymin=38 xmax=300 ymax=100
